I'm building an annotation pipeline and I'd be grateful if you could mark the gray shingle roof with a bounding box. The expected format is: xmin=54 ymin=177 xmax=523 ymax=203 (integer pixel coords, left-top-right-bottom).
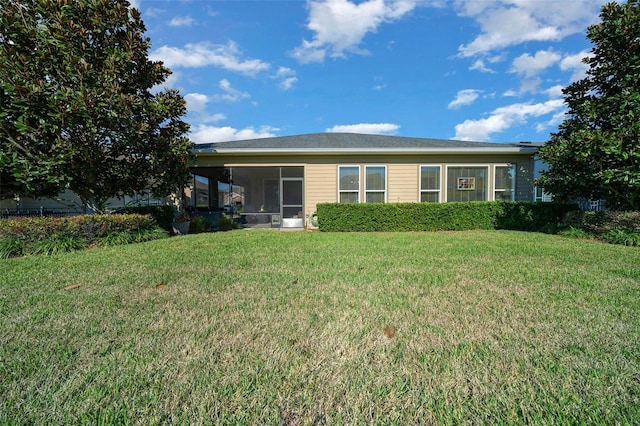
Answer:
xmin=192 ymin=133 xmax=541 ymax=153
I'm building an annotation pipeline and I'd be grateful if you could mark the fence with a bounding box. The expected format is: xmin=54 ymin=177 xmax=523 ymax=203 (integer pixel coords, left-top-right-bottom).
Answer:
xmin=577 ymin=199 xmax=607 ymax=212
xmin=0 ymin=207 xmax=84 ymax=219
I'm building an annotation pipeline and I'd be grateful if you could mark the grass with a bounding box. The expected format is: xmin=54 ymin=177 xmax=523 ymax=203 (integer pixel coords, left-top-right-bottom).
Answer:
xmin=1 ymin=230 xmax=639 ymax=424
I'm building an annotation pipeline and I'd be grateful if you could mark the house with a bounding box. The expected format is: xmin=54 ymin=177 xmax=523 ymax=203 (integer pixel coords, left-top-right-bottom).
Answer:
xmin=1 ymin=133 xmax=543 ymax=223
xmin=188 ymin=133 xmax=543 ymax=229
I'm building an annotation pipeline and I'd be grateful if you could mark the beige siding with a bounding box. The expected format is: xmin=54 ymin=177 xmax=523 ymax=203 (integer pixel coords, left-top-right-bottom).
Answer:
xmin=388 ymin=164 xmax=419 ymax=203
xmin=16 ymin=190 xmax=84 ymax=211
xmin=3 ymin=190 xmax=169 ymax=213
xmin=305 ymin=164 xmax=337 ymax=219
xmin=191 ymin=151 xmax=538 ymax=228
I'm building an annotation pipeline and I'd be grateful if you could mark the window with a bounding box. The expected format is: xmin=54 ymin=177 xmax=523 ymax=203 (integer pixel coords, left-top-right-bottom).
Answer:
xmin=420 ymin=165 xmax=440 ymax=202
xmin=494 ymin=165 xmax=515 ymax=201
xmin=446 ymin=166 xmax=488 ymax=202
xmin=193 ymin=175 xmax=210 ymax=208
xmin=365 ymin=165 xmax=386 ymax=203
xmin=339 ymin=166 xmax=360 ymax=203
xmin=534 ymin=187 xmax=553 ymax=202
xmin=533 ymin=157 xmax=552 ymax=202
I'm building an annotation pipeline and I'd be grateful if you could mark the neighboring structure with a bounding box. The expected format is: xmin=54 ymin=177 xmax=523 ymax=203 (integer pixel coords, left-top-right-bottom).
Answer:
xmin=188 ymin=133 xmax=542 ymax=229
xmin=0 ymin=189 xmax=167 ymax=217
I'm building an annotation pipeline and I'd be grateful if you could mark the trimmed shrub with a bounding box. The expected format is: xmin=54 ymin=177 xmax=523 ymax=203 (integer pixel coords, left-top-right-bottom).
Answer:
xmin=316 ymin=201 xmax=579 ymax=232
xmin=495 ymin=201 xmax=579 ymax=232
xmin=116 ymin=205 xmax=175 ymax=231
xmin=0 ymin=214 xmax=169 ymax=258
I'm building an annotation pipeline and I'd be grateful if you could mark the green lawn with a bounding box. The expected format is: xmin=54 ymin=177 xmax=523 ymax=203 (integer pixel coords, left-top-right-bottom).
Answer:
xmin=1 ymin=230 xmax=639 ymax=424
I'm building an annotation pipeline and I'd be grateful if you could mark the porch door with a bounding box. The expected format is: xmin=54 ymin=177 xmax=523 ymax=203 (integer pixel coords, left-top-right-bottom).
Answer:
xmin=281 ymin=178 xmax=304 ymax=228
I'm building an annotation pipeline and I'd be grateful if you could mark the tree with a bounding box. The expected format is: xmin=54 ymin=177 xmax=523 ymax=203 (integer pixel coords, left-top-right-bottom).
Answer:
xmin=0 ymin=0 xmax=193 ymax=212
xmin=537 ymin=0 xmax=640 ymax=211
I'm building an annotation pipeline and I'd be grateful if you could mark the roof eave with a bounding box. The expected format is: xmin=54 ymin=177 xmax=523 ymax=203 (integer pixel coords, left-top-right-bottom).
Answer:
xmin=193 ymin=147 xmax=539 ymax=155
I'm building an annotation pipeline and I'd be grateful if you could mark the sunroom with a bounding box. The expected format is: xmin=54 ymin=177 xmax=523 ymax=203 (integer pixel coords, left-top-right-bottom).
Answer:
xmin=186 ymin=166 xmax=305 ymax=228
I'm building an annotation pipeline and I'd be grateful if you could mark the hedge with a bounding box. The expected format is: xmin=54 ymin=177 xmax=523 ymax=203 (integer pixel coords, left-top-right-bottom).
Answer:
xmin=0 ymin=214 xmax=168 ymax=258
xmin=116 ymin=205 xmax=175 ymax=231
xmin=316 ymin=201 xmax=579 ymax=232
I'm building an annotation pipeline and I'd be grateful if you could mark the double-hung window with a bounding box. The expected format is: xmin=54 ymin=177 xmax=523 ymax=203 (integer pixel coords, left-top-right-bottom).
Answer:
xmin=494 ymin=165 xmax=516 ymax=201
xmin=365 ymin=165 xmax=386 ymax=203
xmin=420 ymin=165 xmax=440 ymax=202
xmin=338 ymin=165 xmax=360 ymax=203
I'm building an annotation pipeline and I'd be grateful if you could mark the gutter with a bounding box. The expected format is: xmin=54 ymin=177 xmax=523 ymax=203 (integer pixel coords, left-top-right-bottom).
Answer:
xmin=192 ymin=147 xmax=540 ymax=155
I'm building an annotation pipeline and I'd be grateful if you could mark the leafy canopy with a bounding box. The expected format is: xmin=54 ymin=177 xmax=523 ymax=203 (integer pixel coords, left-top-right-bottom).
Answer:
xmin=537 ymin=0 xmax=640 ymax=211
xmin=0 ymin=0 xmax=194 ymax=211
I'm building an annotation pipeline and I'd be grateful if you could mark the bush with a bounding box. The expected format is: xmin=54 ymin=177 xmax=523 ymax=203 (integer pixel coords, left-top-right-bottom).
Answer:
xmin=0 ymin=214 xmax=169 ymax=258
xmin=602 ymin=230 xmax=640 ymax=246
xmin=216 ymin=216 xmax=239 ymax=231
xmin=561 ymin=210 xmax=640 ymax=246
xmin=116 ymin=205 xmax=175 ymax=231
xmin=189 ymin=215 xmax=212 ymax=233
xmin=316 ymin=201 xmax=578 ymax=232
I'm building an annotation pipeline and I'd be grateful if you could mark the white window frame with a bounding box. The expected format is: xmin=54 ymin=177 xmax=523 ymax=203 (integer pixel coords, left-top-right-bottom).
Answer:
xmin=364 ymin=165 xmax=387 ymax=203
xmin=419 ymin=165 xmax=441 ymax=203
xmin=534 ymin=187 xmax=553 ymax=202
xmin=493 ymin=164 xmax=516 ymax=201
xmin=445 ymin=164 xmax=490 ymax=202
xmin=338 ymin=165 xmax=360 ymax=203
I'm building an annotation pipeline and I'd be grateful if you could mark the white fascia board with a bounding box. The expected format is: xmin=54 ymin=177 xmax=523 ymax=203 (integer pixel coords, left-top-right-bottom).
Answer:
xmin=199 ymin=147 xmax=539 ymax=155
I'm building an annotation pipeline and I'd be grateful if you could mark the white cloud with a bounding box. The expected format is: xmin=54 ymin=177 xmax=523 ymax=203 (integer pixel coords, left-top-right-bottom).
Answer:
xmin=560 ymin=50 xmax=592 ymax=82
xmin=211 ymin=79 xmax=251 ymax=103
xmin=519 ymin=77 xmax=542 ymax=94
xmin=190 ymin=125 xmax=279 ymax=143
xmin=144 ymin=7 xmax=165 ymax=17
xmin=326 ymin=122 xmax=400 ymax=135
xmin=456 ymin=0 xmax=607 ymax=57
xmin=150 ymin=41 xmax=270 ymax=76
xmin=184 ymin=93 xmax=209 ymax=112
xmin=448 ymin=89 xmax=482 ymax=109
xmin=291 ymin=0 xmax=419 ymax=63
xmin=469 ymin=59 xmax=495 ymax=73
xmin=274 ymin=67 xmax=298 ymax=90
xmin=544 ymin=84 xmax=565 ymax=99
xmin=453 ymin=99 xmax=565 ymax=141
xmin=184 ymin=93 xmax=226 ymax=124
xmin=169 ymin=16 xmax=196 ymax=27
xmin=150 ymin=71 xmax=181 ymax=93
xmin=535 ymin=110 xmax=566 ymax=133
xmin=511 ymin=49 xmax=561 ymax=78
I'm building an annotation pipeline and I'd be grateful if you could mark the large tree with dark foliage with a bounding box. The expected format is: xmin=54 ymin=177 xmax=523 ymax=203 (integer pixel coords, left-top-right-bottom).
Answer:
xmin=0 ymin=0 xmax=193 ymax=211
xmin=537 ymin=0 xmax=640 ymax=211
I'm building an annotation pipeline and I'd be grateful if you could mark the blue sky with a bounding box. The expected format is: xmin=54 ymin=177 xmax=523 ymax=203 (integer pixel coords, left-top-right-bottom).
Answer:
xmin=132 ymin=0 xmax=609 ymax=144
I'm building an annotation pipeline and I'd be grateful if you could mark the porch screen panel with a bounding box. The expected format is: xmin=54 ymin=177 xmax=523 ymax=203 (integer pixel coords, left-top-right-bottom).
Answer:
xmin=446 ymin=166 xmax=488 ymax=202
xmin=281 ymin=167 xmax=304 ymax=178
xmin=282 ymin=180 xmax=303 ymax=205
xmin=231 ymin=167 xmax=280 ymax=213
